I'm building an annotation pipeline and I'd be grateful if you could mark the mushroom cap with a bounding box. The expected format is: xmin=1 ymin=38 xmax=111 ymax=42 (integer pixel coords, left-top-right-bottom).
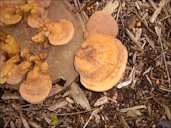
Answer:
xmin=0 ymin=55 xmax=20 ymax=84
xmin=19 ymin=62 xmax=52 ymax=104
xmin=74 ymin=34 xmax=127 ymax=92
xmin=0 ymin=7 xmax=22 ymax=25
xmin=7 ymin=61 xmax=32 ymax=85
xmin=46 ymin=19 xmax=74 ymax=45
xmin=85 ymin=11 xmax=118 ymax=38
xmin=27 ymin=14 xmax=44 ymax=28
xmin=1 ymin=35 xmax=20 ymax=56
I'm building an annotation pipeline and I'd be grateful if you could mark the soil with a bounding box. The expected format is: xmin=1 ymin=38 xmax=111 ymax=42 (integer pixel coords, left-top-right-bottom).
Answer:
xmin=0 ymin=0 xmax=171 ymax=128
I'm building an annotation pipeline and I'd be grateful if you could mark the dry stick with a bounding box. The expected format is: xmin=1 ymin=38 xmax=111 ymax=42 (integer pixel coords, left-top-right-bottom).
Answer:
xmin=83 ymin=107 xmax=102 ymax=128
xmin=119 ymin=105 xmax=147 ymax=113
xmin=163 ymin=7 xmax=171 ymax=26
xmin=150 ymin=0 xmax=167 ymax=23
xmin=126 ymin=28 xmax=142 ymax=48
xmin=148 ymin=0 xmax=157 ymax=9
xmin=56 ymin=109 xmax=93 ymax=116
xmin=157 ymin=29 xmax=171 ymax=87
xmin=131 ymin=7 xmax=156 ymax=36
xmin=116 ymin=2 xmax=121 ymax=22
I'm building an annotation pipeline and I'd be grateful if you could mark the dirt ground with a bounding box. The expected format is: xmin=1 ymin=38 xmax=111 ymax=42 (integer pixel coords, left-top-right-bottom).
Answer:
xmin=0 ymin=0 xmax=171 ymax=128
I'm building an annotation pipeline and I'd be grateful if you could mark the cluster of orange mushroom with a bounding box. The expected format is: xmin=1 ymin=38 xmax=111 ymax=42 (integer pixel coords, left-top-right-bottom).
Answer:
xmin=0 ymin=32 xmax=52 ymax=104
xmin=0 ymin=0 xmax=74 ymax=46
xmin=74 ymin=11 xmax=128 ymax=92
xmin=0 ymin=1 xmax=128 ymax=104
xmin=0 ymin=0 xmax=75 ymax=104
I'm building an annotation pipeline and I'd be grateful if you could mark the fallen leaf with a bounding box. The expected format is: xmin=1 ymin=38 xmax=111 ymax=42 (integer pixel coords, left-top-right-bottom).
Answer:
xmin=94 ymin=96 xmax=109 ymax=107
xmin=20 ymin=115 xmax=30 ymax=128
xmin=163 ymin=104 xmax=171 ymax=121
xmin=119 ymin=105 xmax=147 ymax=113
xmin=102 ymin=0 xmax=119 ymax=14
xmin=48 ymin=100 xmax=68 ymax=111
xmin=1 ymin=91 xmax=20 ymax=100
xmin=70 ymin=82 xmax=91 ymax=111
xmin=50 ymin=115 xmax=60 ymax=126
xmin=126 ymin=109 xmax=142 ymax=118
xmin=94 ymin=114 xmax=100 ymax=124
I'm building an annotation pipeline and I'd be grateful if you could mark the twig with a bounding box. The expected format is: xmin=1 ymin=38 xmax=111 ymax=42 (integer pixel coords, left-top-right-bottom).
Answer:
xmin=102 ymin=0 xmax=119 ymax=15
xmin=119 ymin=116 xmax=130 ymax=128
xmin=126 ymin=28 xmax=142 ymax=48
xmin=156 ymin=27 xmax=171 ymax=87
xmin=83 ymin=107 xmax=103 ymax=128
xmin=119 ymin=105 xmax=147 ymax=113
xmin=150 ymin=0 xmax=167 ymax=23
xmin=116 ymin=2 xmax=122 ymax=22
xmin=56 ymin=109 xmax=95 ymax=116
xmin=148 ymin=0 xmax=157 ymax=9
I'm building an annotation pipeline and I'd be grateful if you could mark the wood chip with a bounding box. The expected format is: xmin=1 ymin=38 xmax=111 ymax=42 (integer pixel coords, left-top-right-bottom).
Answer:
xmin=102 ymin=0 xmax=119 ymax=14
xmin=143 ymin=66 xmax=152 ymax=76
xmin=135 ymin=1 xmax=141 ymax=10
xmin=20 ymin=115 xmax=30 ymax=128
xmin=148 ymin=0 xmax=157 ymax=9
xmin=28 ymin=120 xmax=42 ymax=128
xmin=150 ymin=0 xmax=167 ymax=23
xmin=144 ymin=34 xmax=156 ymax=49
xmin=83 ymin=107 xmax=103 ymax=128
xmin=94 ymin=114 xmax=100 ymax=124
xmin=48 ymin=84 xmax=63 ymax=98
xmin=117 ymin=67 xmax=135 ymax=89
xmin=48 ymin=100 xmax=68 ymax=111
xmin=163 ymin=104 xmax=171 ymax=121
xmin=119 ymin=105 xmax=147 ymax=113
xmin=126 ymin=109 xmax=142 ymax=118
xmin=1 ymin=91 xmax=20 ymax=100
xmin=44 ymin=117 xmax=51 ymax=125
xmin=94 ymin=96 xmax=109 ymax=107
xmin=10 ymin=121 xmax=16 ymax=128
xmin=119 ymin=116 xmax=130 ymax=128
xmin=70 ymin=82 xmax=91 ymax=111
xmin=135 ymin=28 xmax=142 ymax=41
xmin=66 ymin=97 xmax=74 ymax=104
xmin=126 ymin=28 xmax=142 ymax=48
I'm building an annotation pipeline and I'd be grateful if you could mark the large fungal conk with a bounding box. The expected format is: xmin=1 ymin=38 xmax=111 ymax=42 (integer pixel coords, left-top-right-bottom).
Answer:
xmin=85 ymin=11 xmax=118 ymax=38
xmin=19 ymin=62 xmax=52 ymax=104
xmin=46 ymin=19 xmax=74 ymax=46
xmin=74 ymin=34 xmax=128 ymax=92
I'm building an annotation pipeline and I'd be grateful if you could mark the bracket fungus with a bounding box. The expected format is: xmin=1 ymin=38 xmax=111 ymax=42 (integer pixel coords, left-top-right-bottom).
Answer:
xmin=1 ymin=35 xmax=20 ymax=56
xmin=27 ymin=0 xmax=50 ymax=28
xmin=74 ymin=34 xmax=128 ymax=92
xmin=0 ymin=55 xmax=20 ymax=84
xmin=31 ymin=27 xmax=47 ymax=44
xmin=27 ymin=15 xmax=44 ymax=29
xmin=7 ymin=61 xmax=32 ymax=85
xmin=19 ymin=62 xmax=52 ymax=104
xmin=85 ymin=11 xmax=118 ymax=38
xmin=46 ymin=19 xmax=74 ymax=46
xmin=0 ymin=7 xmax=22 ymax=26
